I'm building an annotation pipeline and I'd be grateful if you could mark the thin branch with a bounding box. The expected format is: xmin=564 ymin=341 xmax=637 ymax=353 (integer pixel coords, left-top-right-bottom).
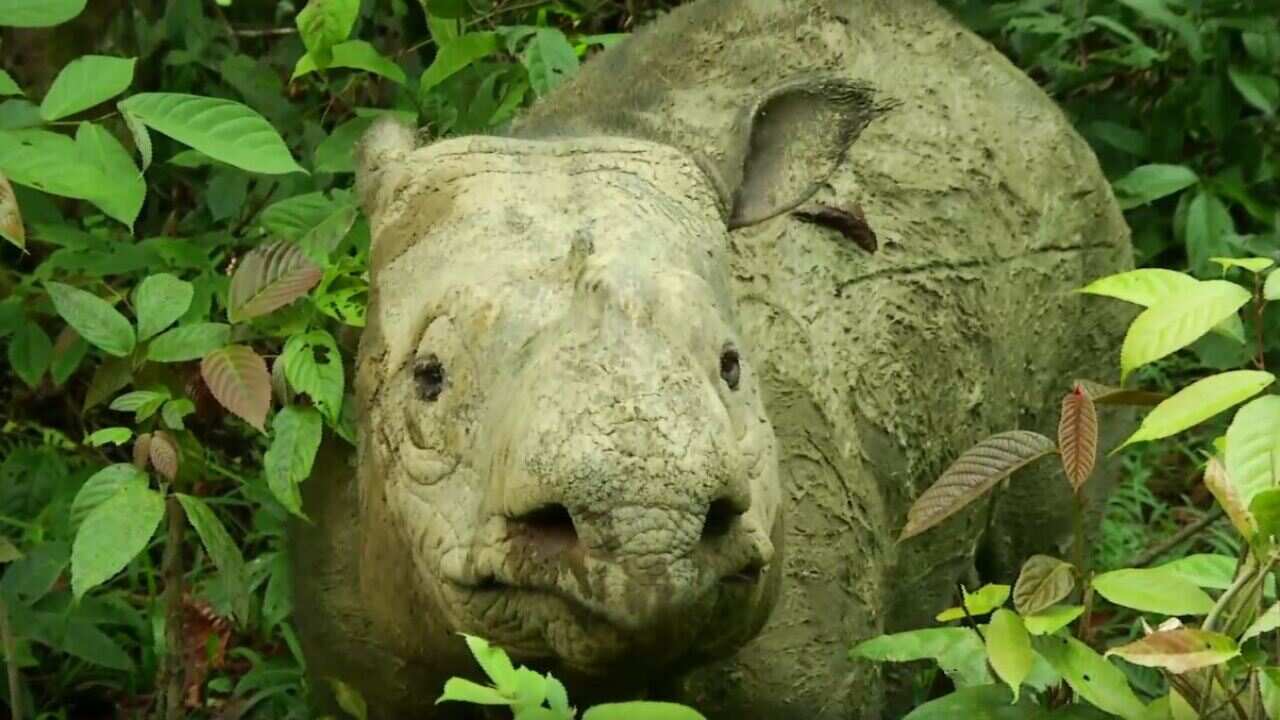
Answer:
xmin=161 ymin=494 xmax=186 ymax=720
xmin=232 ymin=27 xmax=298 ymax=38
xmin=1131 ymin=506 xmax=1225 ymax=568
xmin=955 ymin=582 xmax=986 ymax=644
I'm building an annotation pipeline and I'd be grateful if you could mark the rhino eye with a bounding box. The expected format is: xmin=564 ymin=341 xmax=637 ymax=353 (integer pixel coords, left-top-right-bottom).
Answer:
xmin=414 ymin=354 xmax=446 ymax=401
xmin=720 ymin=347 xmax=741 ymax=391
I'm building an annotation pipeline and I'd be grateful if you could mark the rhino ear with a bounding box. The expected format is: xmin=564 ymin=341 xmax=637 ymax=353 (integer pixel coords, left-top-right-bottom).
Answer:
xmin=355 ymin=117 xmax=418 ymax=221
xmin=722 ymin=77 xmax=878 ymax=229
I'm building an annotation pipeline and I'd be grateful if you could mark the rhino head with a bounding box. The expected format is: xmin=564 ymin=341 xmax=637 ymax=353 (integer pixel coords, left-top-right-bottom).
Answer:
xmin=348 ymin=78 xmax=877 ymax=680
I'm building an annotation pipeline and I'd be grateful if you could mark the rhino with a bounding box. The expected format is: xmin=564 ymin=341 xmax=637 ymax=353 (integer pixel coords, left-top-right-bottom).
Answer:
xmin=289 ymin=0 xmax=1133 ymax=717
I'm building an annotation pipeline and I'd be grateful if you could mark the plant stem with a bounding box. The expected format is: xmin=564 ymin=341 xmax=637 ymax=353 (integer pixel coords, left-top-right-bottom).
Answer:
xmin=1131 ymin=506 xmax=1225 ymax=568
xmin=0 ymin=596 xmax=22 ymax=720
xmin=1256 ymin=276 xmax=1267 ymax=371
xmin=955 ymin=582 xmax=986 ymax=644
xmin=160 ymin=494 xmax=186 ymax=720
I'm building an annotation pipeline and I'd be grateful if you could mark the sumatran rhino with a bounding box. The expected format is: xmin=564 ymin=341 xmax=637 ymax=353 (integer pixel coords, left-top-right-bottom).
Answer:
xmin=289 ymin=0 xmax=1133 ymax=717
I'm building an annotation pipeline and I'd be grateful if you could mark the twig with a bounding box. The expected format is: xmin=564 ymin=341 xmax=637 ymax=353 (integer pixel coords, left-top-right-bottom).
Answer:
xmin=231 ymin=183 xmax=279 ymax=237
xmin=232 ymin=27 xmax=297 ymax=37
xmin=0 ymin=596 xmax=22 ymax=720
xmin=955 ymin=582 xmax=986 ymax=644
xmin=160 ymin=494 xmax=186 ymax=720
xmin=1131 ymin=506 xmax=1225 ymax=568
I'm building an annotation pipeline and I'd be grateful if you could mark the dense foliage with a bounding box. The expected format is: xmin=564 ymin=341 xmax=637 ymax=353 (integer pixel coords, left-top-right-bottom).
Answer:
xmin=0 ymin=0 xmax=1275 ymax=718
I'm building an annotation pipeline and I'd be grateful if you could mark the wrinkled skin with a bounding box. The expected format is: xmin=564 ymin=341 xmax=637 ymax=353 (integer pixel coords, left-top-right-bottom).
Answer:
xmin=291 ymin=1 xmax=1134 ymax=718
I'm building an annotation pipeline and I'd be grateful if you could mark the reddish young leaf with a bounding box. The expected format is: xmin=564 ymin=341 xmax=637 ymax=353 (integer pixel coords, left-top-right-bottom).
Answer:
xmin=899 ymin=431 xmax=1057 ymax=541
xmin=1059 ymin=383 xmax=1099 ymax=492
xmin=149 ymin=429 xmax=180 ymax=481
xmin=227 ymin=240 xmax=322 ymax=323
xmin=200 ymin=345 xmax=271 ymax=431
xmin=0 ymin=170 xmax=25 ymax=250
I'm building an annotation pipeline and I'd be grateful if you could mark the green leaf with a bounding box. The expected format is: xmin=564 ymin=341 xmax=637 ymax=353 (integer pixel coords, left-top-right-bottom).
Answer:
xmin=0 ymin=537 xmax=20 ymax=564
xmin=161 ymin=399 xmax=195 ymax=431
xmin=0 ymin=0 xmax=87 ymax=27
xmin=40 ymin=56 xmax=135 ymax=121
xmin=436 ymin=677 xmax=511 ymax=706
xmin=147 ymin=323 xmax=231 ymax=362
xmin=901 ymin=685 xmax=1037 ymax=720
xmin=282 ymin=330 xmax=344 ymax=422
xmin=851 ymin=628 xmax=993 ymax=688
xmin=1034 ymin=634 xmax=1146 ymax=720
xmin=134 ymin=274 xmax=194 ymax=341
xmin=74 ymin=122 xmax=146 ymax=230
xmin=110 ymin=389 xmax=169 ymax=421
xmin=424 ymin=0 xmax=472 ymax=19
xmin=0 ymin=71 xmax=21 ymax=97
xmin=121 ymin=111 xmax=152 ymax=172
xmin=0 ymin=171 xmax=23 ymax=249
xmin=1226 ymin=396 xmax=1280 ymax=509
xmin=0 ymin=129 xmax=107 ymax=200
xmin=329 ymin=677 xmax=369 ymax=720
xmin=201 ymin=345 xmax=271 ymax=431
xmin=937 ymin=584 xmax=1011 ymax=622
xmin=1013 ymin=555 xmax=1076 ymax=616
xmin=314 ymin=117 xmax=374 ymax=174
xmin=49 ymin=327 xmax=88 ymax=386
xmin=582 ymin=703 xmax=707 ymax=720
xmin=1023 ymin=605 xmax=1085 ymax=636
xmin=298 ymin=203 xmax=358 ymax=264
xmin=420 ymin=32 xmax=499 ymax=94
xmin=1118 ymin=371 xmax=1274 ymax=449
xmin=463 ymin=634 xmax=518 ymax=693
xmin=1157 ymin=554 xmax=1243 ymax=591
xmin=1251 ymin=489 xmax=1280 ymax=543
xmin=85 ymin=427 xmax=132 ymax=447
xmin=1266 ymin=271 xmax=1280 ymax=302
xmin=296 ymin=0 xmax=360 ymax=67
xmin=118 ymin=94 xmax=305 ymax=175
xmin=176 ymin=494 xmax=250 ymax=623
xmin=260 ymin=192 xmax=339 ymax=238
xmin=1243 ymin=602 xmax=1280 ymax=644
xmin=44 ymin=281 xmax=135 ymax=357
xmin=228 ymin=240 xmax=323 ymax=322
xmin=521 ymin=28 xmax=579 ymax=96
xmin=1186 ymin=192 xmax=1236 ymax=278
xmin=1111 ymin=164 xmax=1198 ymax=209
xmin=70 ymin=463 xmax=147 ymax=530
xmin=8 ymin=322 xmax=51 ymax=388
xmin=71 ymin=483 xmax=164 ymax=598
xmin=1120 ymin=281 xmax=1252 ymax=379
xmin=263 ymin=405 xmax=323 ymax=517
xmin=1212 ymin=257 xmax=1274 ymax=273
xmin=1077 ymin=270 xmax=1243 ymax=344
xmin=986 ymin=610 xmax=1032 ymax=703
xmin=1106 ymin=629 xmax=1238 ymax=674
xmin=1229 ymin=67 xmax=1279 ymax=115
xmin=292 ymin=41 xmax=407 ymax=85
xmin=1114 ymin=0 xmax=1203 ymax=61
xmin=1091 ymin=568 xmax=1215 ymax=615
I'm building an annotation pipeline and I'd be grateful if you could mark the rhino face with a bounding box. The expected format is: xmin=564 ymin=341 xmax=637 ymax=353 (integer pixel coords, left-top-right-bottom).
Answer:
xmin=355 ymin=133 xmax=782 ymax=670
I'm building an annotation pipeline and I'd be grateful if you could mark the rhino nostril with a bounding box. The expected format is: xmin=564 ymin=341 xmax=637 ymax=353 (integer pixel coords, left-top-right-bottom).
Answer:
xmin=702 ymin=498 xmax=740 ymax=541
xmin=510 ymin=503 xmax=579 ymax=551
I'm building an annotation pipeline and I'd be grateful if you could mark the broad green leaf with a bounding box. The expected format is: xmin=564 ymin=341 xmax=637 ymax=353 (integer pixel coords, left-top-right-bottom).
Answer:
xmin=0 ymin=71 xmax=19 ymax=97
xmin=851 ymin=628 xmax=993 ymax=687
xmin=134 ymin=274 xmax=194 ymax=341
xmin=121 ymin=111 xmax=152 ymax=172
xmin=1013 ymin=556 xmax=1076 ymax=616
xmin=1185 ymin=192 xmax=1236 ymax=278
xmin=900 ymin=431 xmax=1056 ymax=540
xmin=296 ymin=0 xmax=360 ymax=67
xmin=85 ymin=427 xmax=132 ymax=447
xmin=118 ymin=94 xmax=305 ymax=175
xmin=263 ymin=405 xmax=323 ymax=517
xmin=1023 ymin=605 xmax=1085 ymax=636
xmin=176 ymin=494 xmax=250 ymax=623
xmin=147 ymin=323 xmax=230 ymax=362
xmin=161 ymin=399 xmax=195 ymax=431
xmin=583 ymin=703 xmax=706 ymax=720
xmin=314 ymin=117 xmax=374 ymax=174
xmin=0 ymin=0 xmax=87 ymax=27
xmin=1212 ymin=257 xmax=1274 ymax=273
xmin=0 ymin=129 xmax=107 ymax=200
xmin=1105 ymin=629 xmax=1238 ymax=674
xmin=8 ymin=322 xmax=50 ymax=388
xmin=1157 ymin=554 xmax=1250 ymax=592
xmin=1243 ymin=602 xmax=1280 ymax=644
xmin=1076 ymin=271 xmax=1243 ymax=344
xmin=1204 ymin=456 xmax=1258 ymax=539
xmin=1267 ymin=271 xmax=1280 ymax=301
xmin=282 ymin=330 xmax=344 ymax=422
xmin=1119 ymin=371 xmax=1274 ymax=449
xmin=260 ymin=192 xmax=340 ymax=238
xmin=201 ymin=345 xmax=271 ymax=431
xmin=937 ymin=584 xmax=1011 ymax=622
xmin=420 ymin=32 xmax=499 ymax=94
xmin=292 ymin=41 xmax=407 ymax=85
xmin=110 ymin=389 xmax=169 ymax=421
xmin=228 ymin=240 xmax=323 ymax=322
xmin=330 ymin=677 xmax=369 ymax=720
xmin=1034 ymin=635 xmax=1146 ymax=720
xmin=1111 ymin=164 xmax=1198 ymax=209
xmin=74 ymin=122 xmax=145 ymax=230
xmin=1120 ymin=281 xmax=1250 ymax=378
xmin=70 ymin=463 xmax=146 ymax=529
xmin=44 ymin=281 xmax=135 ymax=357
xmin=71 ymin=483 xmax=164 ymax=598
xmin=40 ymin=56 xmax=135 ymax=121
xmin=436 ymin=677 xmax=510 ymax=706
xmin=298 ymin=203 xmax=358 ymax=264
xmin=1092 ymin=568 xmax=1215 ymax=615
xmin=0 ymin=170 xmax=23 ymax=249
xmin=901 ymin=685 xmax=1038 ymax=720
xmin=1251 ymin=489 xmax=1280 ymax=543
xmin=521 ymin=28 xmax=578 ymax=96
xmin=1229 ymin=67 xmax=1279 ymax=115
xmin=1226 ymin=396 xmax=1280 ymax=508
xmin=463 ymin=634 xmax=518 ymax=692
xmin=987 ymin=610 xmax=1032 ymax=702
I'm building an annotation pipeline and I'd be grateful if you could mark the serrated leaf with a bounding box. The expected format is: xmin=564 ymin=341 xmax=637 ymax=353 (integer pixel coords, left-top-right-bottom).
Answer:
xmin=70 ymin=463 xmax=147 ymax=529
xmin=899 ymin=431 xmax=1056 ymax=540
xmin=148 ymin=430 xmax=179 ymax=481
xmin=420 ymin=32 xmax=498 ymax=94
xmin=0 ymin=170 xmax=24 ymax=249
xmin=74 ymin=122 xmax=145 ymax=230
xmin=292 ymin=40 xmax=407 ymax=85
xmin=201 ymin=345 xmax=271 ymax=431
xmin=1023 ymin=605 xmax=1085 ymax=636
xmin=8 ymin=322 xmax=50 ymax=388
xmin=1226 ymin=396 xmax=1280 ymax=510
xmin=1111 ymin=164 xmax=1198 ymax=209
xmin=40 ymin=56 xmax=135 ymax=121
xmin=851 ymin=628 xmax=992 ymax=688
xmin=936 ymin=584 xmax=1011 ymax=622
xmin=147 ymin=323 xmax=230 ymax=362
xmin=228 ymin=241 xmax=322 ymax=322
xmin=282 ymin=330 xmax=344 ymax=421
xmin=1013 ymin=555 xmax=1076 ymax=616
xmin=1072 ymin=379 xmax=1167 ymax=407
xmin=1059 ymin=384 xmax=1098 ymax=492
xmin=264 ymin=405 xmax=322 ymax=517
xmin=121 ymin=111 xmax=152 ymax=172
xmin=1092 ymin=568 xmax=1215 ymax=615
xmin=118 ymin=94 xmax=305 ymax=175
xmin=176 ymin=494 xmax=249 ymax=623
xmin=582 ymin=703 xmax=706 ymax=720
xmin=1204 ymin=456 xmax=1258 ymax=540
xmin=0 ymin=0 xmax=87 ymax=27
xmin=1120 ymin=280 xmax=1251 ymax=379
xmin=1106 ymin=629 xmax=1238 ymax=674
xmin=44 ymin=281 xmax=135 ymax=357
xmin=71 ymin=483 xmax=164 ymax=598
xmin=986 ymin=610 xmax=1032 ymax=703
xmin=296 ymin=0 xmax=360 ymax=67
xmin=85 ymin=427 xmax=132 ymax=447
xmin=1034 ymin=634 xmax=1146 ymax=720
xmin=1119 ymin=371 xmax=1274 ymax=449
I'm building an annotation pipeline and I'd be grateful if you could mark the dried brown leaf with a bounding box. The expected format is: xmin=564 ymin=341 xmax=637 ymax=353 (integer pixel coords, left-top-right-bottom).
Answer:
xmin=1204 ymin=456 xmax=1256 ymax=540
xmin=149 ymin=430 xmax=180 ymax=481
xmin=899 ymin=431 xmax=1057 ymax=541
xmin=133 ymin=432 xmax=152 ymax=471
xmin=227 ymin=240 xmax=322 ymax=323
xmin=1105 ymin=628 xmax=1238 ymax=674
xmin=1073 ymin=379 xmax=1167 ymax=407
xmin=1013 ymin=555 xmax=1076 ymax=616
xmin=201 ymin=345 xmax=271 ymax=431
xmin=0 ymin=171 xmax=25 ymax=250
xmin=1059 ymin=383 xmax=1099 ymax=492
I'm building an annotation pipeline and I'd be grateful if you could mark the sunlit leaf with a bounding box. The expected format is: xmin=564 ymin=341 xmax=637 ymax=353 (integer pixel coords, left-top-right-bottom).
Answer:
xmin=1243 ymin=602 xmax=1280 ymax=644
xmin=147 ymin=322 xmax=230 ymax=363
xmin=1092 ymin=568 xmax=1215 ymax=615
xmin=74 ymin=122 xmax=145 ymax=230
xmin=436 ymin=677 xmax=509 ymax=706
xmin=899 ymin=432 xmax=1056 ymax=541
xmin=986 ymin=610 xmax=1032 ymax=703
xmin=1212 ymin=256 xmax=1274 ymax=273
xmin=292 ymin=40 xmax=407 ymax=85
xmin=936 ymin=584 xmax=1011 ymax=622
xmin=228 ymin=240 xmax=322 ymax=322
xmin=851 ymin=628 xmax=993 ymax=688
xmin=1023 ymin=605 xmax=1085 ymax=636
xmin=85 ymin=427 xmax=132 ymax=447
xmin=1120 ymin=280 xmax=1250 ymax=379
xmin=1076 ymin=270 xmax=1243 ymax=343
xmin=420 ymin=32 xmax=498 ymax=94
xmin=1111 ymin=163 xmax=1198 ymax=209
xmin=40 ymin=56 xmax=135 ymax=121
xmin=1266 ymin=270 xmax=1280 ymax=302
xmin=282 ymin=330 xmax=344 ymax=422
xmin=0 ymin=0 xmax=87 ymax=27
xmin=44 ymin=281 xmax=135 ymax=357
xmin=121 ymin=111 xmax=152 ymax=172
xmin=583 ymin=703 xmax=707 ymax=720
xmin=0 ymin=70 xmax=19 ymax=97
xmin=1059 ymin=384 xmax=1098 ymax=492
xmin=0 ymin=170 xmax=24 ymax=249
xmin=201 ymin=345 xmax=271 ymax=431
xmin=134 ymin=273 xmax=193 ymax=341
xmin=71 ymin=483 xmax=164 ymax=598
xmin=1013 ymin=555 xmax=1076 ymax=616
xmin=1118 ymin=370 xmax=1274 ymax=449
xmin=296 ymin=0 xmax=360 ymax=67
xmin=70 ymin=463 xmax=147 ymax=530
xmin=1034 ymin=634 xmax=1146 ymax=720
xmin=1105 ymin=629 xmax=1238 ymax=674
xmin=1226 ymin=396 xmax=1280 ymax=509
xmin=1203 ymin=456 xmax=1258 ymax=540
